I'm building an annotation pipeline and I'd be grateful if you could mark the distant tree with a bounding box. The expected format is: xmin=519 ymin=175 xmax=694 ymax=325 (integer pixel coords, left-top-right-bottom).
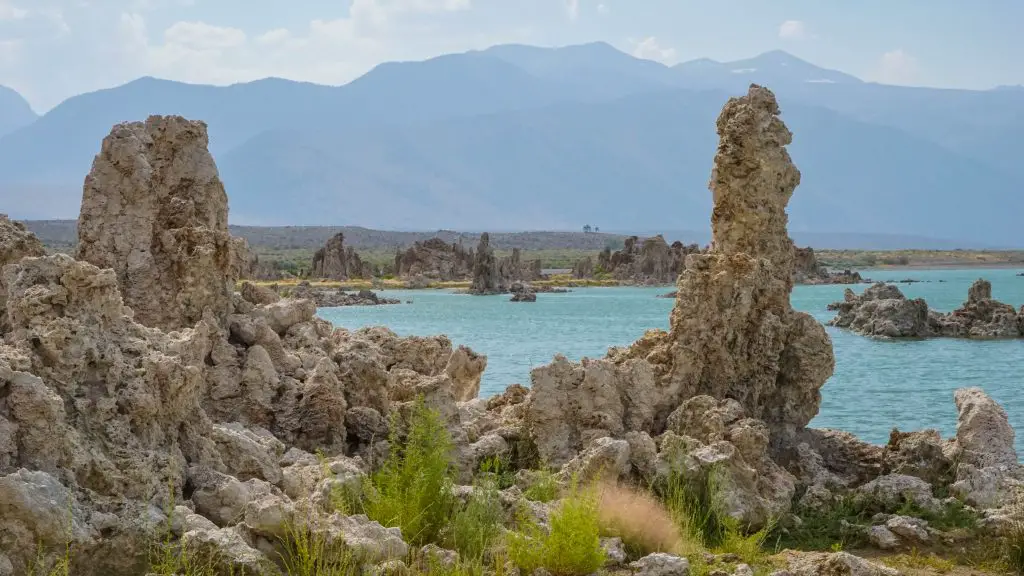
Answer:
xmin=594 ymin=226 xmax=600 ymax=233
xmin=583 ymin=224 xmax=592 ymax=233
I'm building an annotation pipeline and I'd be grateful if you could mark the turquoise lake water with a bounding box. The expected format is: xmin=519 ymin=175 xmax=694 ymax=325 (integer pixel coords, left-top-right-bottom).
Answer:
xmin=319 ymin=268 xmax=1024 ymax=450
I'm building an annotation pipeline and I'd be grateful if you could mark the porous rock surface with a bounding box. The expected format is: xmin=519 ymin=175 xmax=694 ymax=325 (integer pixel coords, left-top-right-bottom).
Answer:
xmin=829 ymin=279 xmax=1024 ymax=339
xmin=76 ymin=115 xmax=238 ymax=331
xmin=0 ymin=214 xmax=46 ymax=332
xmin=609 ymin=84 xmax=835 ymax=446
xmin=0 ymin=115 xmax=489 ymax=575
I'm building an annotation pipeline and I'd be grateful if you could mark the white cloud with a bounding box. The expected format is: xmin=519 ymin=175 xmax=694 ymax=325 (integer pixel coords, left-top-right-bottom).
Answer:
xmin=597 ymin=3 xmax=609 ymax=15
xmin=256 ymin=28 xmax=291 ymax=46
xmin=630 ymin=36 xmax=677 ymax=65
xmin=164 ymin=21 xmax=246 ymax=50
xmin=874 ymin=48 xmax=919 ymax=85
xmin=0 ymin=1 xmax=28 ymax=20
xmin=778 ymin=20 xmax=806 ymax=40
xmin=565 ymin=0 xmax=579 ymax=21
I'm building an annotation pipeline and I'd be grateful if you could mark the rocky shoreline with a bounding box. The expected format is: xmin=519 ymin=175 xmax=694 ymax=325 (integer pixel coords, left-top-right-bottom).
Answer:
xmin=0 ymin=86 xmax=1021 ymax=576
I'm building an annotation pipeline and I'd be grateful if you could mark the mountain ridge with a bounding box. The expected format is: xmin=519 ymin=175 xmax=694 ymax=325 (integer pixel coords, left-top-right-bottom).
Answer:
xmin=0 ymin=44 xmax=1021 ymax=246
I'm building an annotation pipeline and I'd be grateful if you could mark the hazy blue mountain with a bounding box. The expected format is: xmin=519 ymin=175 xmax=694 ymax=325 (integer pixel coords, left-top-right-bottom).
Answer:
xmin=219 ymin=89 xmax=1024 ymax=245
xmin=0 ymin=85 xmax=37 ymax=138
xmin=0 ymin=44 xmax=1021 ymax=246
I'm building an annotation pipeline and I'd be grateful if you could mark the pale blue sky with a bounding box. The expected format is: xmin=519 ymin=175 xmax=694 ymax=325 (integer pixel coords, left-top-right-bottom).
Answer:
xmin=1 ymin=0 xmax=1022 ymax=111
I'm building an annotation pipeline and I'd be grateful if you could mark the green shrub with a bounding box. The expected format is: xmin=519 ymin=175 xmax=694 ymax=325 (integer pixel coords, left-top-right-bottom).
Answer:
xmin=363 ymin=398 xmax=456 ymax=545
xmin=444 ymin=475 xmax=505 ymax=561
xmin=523 ymin=468 xmax=560 ymax=503
xmin=278 ymin=520 xmax=358 ymax=576
xmin=1004 ymin=513 xmax=1024 ymax=575
xmin=508 ymin=480 xmax=605 ymax=576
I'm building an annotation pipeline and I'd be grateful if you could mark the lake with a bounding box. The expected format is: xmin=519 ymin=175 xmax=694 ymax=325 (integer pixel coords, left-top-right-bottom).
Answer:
xmin=319 ymin=268 xmax=1024 ymax=450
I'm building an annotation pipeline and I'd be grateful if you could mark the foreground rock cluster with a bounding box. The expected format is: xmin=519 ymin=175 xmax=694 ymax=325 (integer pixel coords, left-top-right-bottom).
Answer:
xmin=829 ymin=279 xmax=1024 ymax=338
xmin=1 ymin=90 xmax=1021 ymax=576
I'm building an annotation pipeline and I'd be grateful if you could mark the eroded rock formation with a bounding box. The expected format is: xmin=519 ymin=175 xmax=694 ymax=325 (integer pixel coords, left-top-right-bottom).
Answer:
xmin=469 ymin=234 xmax=543 ymax=295
xmin=590 ymin=235 xmax=700 ymax=284
xmin=611 ymin=85 xmax=835 ymax=445
xmin=829 ymin=279 xmax=1024 ymax=339
xmin=76 ymin=116 xmax=237 ymax=331
xmin=311 ymin=232 xmax=376 ymax=280
xmin=395 ymin=238 xmax=474 ymax=281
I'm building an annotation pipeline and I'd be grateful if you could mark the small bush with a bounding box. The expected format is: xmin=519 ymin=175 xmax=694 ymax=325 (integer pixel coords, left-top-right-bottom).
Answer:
xmin=444 ymin=476 xmax=505 ymax=561
xmin=716 ymin=516 xmax=774 ymax=566
xmin=508 ymin=481 xmax=606 ymax=576
xmin=659 ymin=470 xmax=725 ymax=551
xmin=363 ymin=398 xmax=456 ymax=545
xmin=597 ymin=481 xmax=686 ymax=557
xmin=279 ymin=520 xmax=358 ymax=576
xmin=523 ymin=468 xmax=560 ymax=503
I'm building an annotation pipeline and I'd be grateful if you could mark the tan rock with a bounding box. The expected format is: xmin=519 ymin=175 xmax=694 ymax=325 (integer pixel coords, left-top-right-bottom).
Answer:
xmin=76 ymin=115 xmax=236 ymax=330
xmin=613 ymin=85 xmax=834 ymax=446
xmin=0 ymin=214 xmax=46 ymax=332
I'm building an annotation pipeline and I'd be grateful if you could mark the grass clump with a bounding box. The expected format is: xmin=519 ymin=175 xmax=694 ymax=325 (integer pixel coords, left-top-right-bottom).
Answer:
xmin=443 ymin=474 xmax=505 ymax=561
xmin=523 ymin=468 xmax=561 ymax=503
xmin=1002 ymin=504 xmax=1024 ymax=575
xmin=362 ymin=398 xmax=457 ymax=546
xmin=596 ymin=481 xmax=686 ymax=557
xmin=278 ymin=520 xmax=358 ymax=576
xmin=508 ymin=480 xmax=606 ymax=576
xmin=882 ymin=549 xmax=954 ymax=574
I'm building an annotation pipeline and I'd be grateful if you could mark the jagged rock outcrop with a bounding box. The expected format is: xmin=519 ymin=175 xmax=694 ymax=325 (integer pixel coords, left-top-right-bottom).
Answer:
xmin=76 ymin=116 xmax=237 ymax=331
xmin=829 ymin=279 xmax=1024 ymax=339
xmin=395 ymin=238 xmax=474 ymax=281
xmin=793 ymin=246 xmax=865 ymax=285
xmin=591 ymin=236 xmax=700 ymax=284
xmin=311 ymin=232 xmax=376 ymax=280
xmin=947 ymin=387 xmax=1023 ymax=508
xmin=0 ymin=116 xmax=497 ymax=575
xmin=0 ymin=214 xmax=46 ymax=332
xmin=613 ymin=85 xmax=835 ymax=446
xmin=469 ymin=233 xmax=505 ymax=295
xmin=470 ymin=236 xmax=543 ymax=295
xmin=827 ymin=283 xmax=935 ymax=337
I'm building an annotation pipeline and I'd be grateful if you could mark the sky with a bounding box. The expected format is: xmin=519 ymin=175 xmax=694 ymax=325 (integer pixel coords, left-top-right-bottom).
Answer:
xmin=1 ymin=0 xmax=1022 ymax=112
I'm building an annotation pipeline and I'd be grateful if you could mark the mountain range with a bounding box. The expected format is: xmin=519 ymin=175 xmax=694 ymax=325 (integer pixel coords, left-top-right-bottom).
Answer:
xmin=1 ymin=42 xmax=1021 ymax=247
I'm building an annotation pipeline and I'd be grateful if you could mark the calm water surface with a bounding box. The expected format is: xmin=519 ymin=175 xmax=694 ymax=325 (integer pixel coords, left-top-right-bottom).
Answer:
xmin=319 ymin=268 xmax=1024 ymax=450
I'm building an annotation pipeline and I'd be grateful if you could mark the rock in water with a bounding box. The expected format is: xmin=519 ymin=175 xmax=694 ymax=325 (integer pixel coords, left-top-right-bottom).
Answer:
xmin=395 ymin=238 xmax=474 ymax=281
xmin=829 ymin=279 xmax=1023 ymax=339
xmin=76 ymin=116 xmax=236 ymax=331
xmin=644 ymin=84 xmax=834 ymax=445
xmin=469 ymin=232 xmax=505 ymax=295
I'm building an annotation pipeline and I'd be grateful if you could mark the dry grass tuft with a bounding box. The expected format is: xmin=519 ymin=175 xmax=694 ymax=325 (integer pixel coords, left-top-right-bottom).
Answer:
xmin=596 ymin=481 xmax=692 ymax=557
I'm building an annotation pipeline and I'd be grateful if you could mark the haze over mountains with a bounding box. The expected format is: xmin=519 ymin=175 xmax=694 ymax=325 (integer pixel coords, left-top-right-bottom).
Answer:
xmin=1 ymin=42 xmax=1022 ymax=247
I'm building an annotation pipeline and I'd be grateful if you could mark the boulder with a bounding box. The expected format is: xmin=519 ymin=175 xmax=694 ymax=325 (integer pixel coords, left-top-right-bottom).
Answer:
xmin=0 ymin=214 xmax=46 ymax=332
